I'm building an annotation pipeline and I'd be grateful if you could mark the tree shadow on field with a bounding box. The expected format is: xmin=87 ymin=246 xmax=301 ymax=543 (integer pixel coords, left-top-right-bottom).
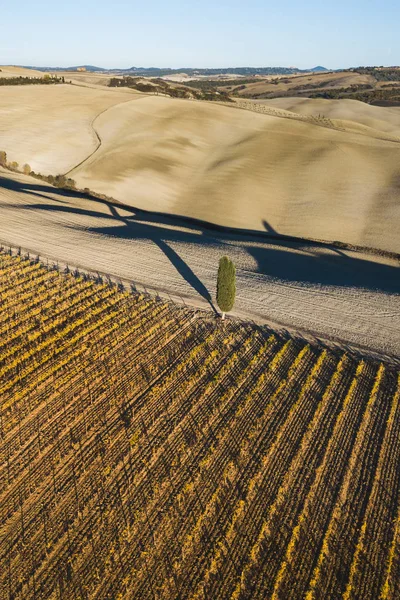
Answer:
xmin=0 ymin=175 xmax=217 ymax=309
xmin=2 ymin=173 xmax=399 ymax=298
xmin=107 ymin=204 xmax=217 ymax=312
xmin=0 ymin=175 xmax=76 ymax=203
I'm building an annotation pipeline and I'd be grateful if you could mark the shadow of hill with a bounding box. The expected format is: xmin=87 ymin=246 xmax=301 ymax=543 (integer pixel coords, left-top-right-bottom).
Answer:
xmin=6 ymin=188 xmax=399 ymax=296
xmin=92 ymin=217 xmax=399 ymax=294
xmin=3 ymin=172 xmax=399 ymax=255
xmin=248 ymin=243 xmax=399 ymax=293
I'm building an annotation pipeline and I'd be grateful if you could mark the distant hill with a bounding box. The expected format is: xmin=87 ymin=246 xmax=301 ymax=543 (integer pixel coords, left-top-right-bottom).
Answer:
xmin=310 ymin=66 xmax=329 ymax=72
xmin=123 ymin=67 xmax=305 ymax=77
xmin=21 ymin=65 xmax=105 ymax=72
xmin=20 ymin=65 xmax=317 ymax=77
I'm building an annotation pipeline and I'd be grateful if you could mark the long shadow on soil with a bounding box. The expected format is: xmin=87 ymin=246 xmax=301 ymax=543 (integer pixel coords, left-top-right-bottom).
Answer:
xmin=0 ymin=176 xmax=217 ymax=309
xmin=0 ymin=175 xmax=77 ymax=202
xmin=107 ymin=204 xmax=217 ymax=311
xmin=2 ymin=175 xmax=399 ymax=296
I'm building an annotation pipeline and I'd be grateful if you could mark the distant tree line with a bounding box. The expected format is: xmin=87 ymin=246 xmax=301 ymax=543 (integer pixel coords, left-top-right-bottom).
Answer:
xmin=32 ymin=172 xmax=77 ymax=188
xmin=237 ymin=81 xmax=400 ymax=105
xmin=0 ymin=150 xmax=75 ymax=187
xmin=184 ymin=78 xmax=262 ymax=90
xmin=109 ymin=77 xmax=159 ymax=93
xmin=308 ymin=86 xmax=400 ymax=105
xmin=109 ymin=76 xmax=233 ymax=102
xmin=292 ymin=82 xmax=374 ymax=92
xmin=353 ymin=67 xmax=400 ymax=82
xmin=0 ymin=75 xmax=64 ymax=86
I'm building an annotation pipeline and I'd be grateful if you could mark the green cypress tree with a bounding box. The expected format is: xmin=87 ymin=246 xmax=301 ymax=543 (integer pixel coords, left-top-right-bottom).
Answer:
xmin=216 ymin=256 xmax=236 ymax=320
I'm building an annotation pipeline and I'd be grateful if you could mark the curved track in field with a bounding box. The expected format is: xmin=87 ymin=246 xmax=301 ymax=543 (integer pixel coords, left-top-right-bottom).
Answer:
xmin=64 ymin=94 xmax=147 ymax=175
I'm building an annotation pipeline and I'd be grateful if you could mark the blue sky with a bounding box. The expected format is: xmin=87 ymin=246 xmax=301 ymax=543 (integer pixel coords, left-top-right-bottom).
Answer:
xmin=1 ymin=0 xmax=398 ymax=69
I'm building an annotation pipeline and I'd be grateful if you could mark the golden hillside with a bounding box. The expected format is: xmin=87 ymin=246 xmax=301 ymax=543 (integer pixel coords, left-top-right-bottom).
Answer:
xmin=0 ymin=84 xmax=399 ymax=252
xmin=69 ymin=96 xmax=400 ymax=253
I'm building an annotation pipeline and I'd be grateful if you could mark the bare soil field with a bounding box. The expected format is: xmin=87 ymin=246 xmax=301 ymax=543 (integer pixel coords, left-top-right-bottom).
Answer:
xmin=220 ymin=70 xmax=376 ymax=97
xmin=0 ymin=84 xmax=140 ymax=173
xmin=217 ymin=68 xmax=400 ymax=105
xmin=67 ymin=72 xmax=114 ymax=87
xmin=0 ymin=252 xmax=399 ymax=600
xmin=0 ymin=168 xmax=399 ymax=360
xmin=68 ymin=95 xmax=400 ymax=253
xmin=0 ymin=65 xmax=46 ymax=78
xmin=258 ymin=97 xmax=400 ymax=137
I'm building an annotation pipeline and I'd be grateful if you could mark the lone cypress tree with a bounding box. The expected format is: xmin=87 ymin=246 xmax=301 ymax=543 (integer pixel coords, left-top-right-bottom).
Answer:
xmin=216 ymin=256 xmax=236 ymax=320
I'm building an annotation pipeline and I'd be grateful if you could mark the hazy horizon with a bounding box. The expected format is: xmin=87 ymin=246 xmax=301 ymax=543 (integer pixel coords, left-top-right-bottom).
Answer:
xmin=1 ymin=0 xmax=398 ymax=71
xmin=9 ymin=63 xmax=335 ymax=70
xmin=6 ymin=62 xmax=400 ymax=72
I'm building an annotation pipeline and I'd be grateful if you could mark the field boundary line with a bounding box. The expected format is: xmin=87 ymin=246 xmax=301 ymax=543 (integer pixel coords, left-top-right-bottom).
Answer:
xmin=64 ymin=95 xmax=149 ymax=176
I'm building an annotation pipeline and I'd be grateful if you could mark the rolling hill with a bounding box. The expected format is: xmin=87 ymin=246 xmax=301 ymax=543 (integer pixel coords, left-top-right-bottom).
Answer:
xmin=68 ymin=95 xmax=400 ymax=254
xmin=0 ymin=65 xmax=48 ymax=78
xmin=0 ymin=82 xmax=399 ymax=253
xmin=0 ymin=84 xmax=141 ymax=173
xmin=257 ymin=97 xmax=400 ymax=136
xmin=214 ymin=70 xmax=377 ymax=98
